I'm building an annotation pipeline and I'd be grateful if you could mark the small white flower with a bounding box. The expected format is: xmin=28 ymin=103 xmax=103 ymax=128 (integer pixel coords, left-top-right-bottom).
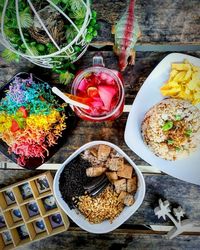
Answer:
xmin=154 ymin=199 xmax=171 ymax=220
xmin=173 ymin=206 xmax=185 ymax=221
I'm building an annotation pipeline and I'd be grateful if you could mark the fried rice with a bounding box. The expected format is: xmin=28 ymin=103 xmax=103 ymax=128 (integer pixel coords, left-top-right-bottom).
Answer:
xmin=141 ymin=98 xmax=200 ymax=160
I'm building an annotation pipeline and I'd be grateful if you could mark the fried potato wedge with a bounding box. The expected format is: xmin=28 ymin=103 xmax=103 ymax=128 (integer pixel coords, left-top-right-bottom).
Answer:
xmin=160 ymin=60 xmax=200 ymax=105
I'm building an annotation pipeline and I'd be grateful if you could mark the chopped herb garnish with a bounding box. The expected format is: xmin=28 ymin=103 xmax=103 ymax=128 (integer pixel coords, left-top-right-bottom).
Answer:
xmin=175 ymin=115 xmax=182 ymax=121
xmin=162 ymin=121 xmax=173 ymax=131
xmin=175 ymin=147 xmax=181 ymax=151
xmin=167 ymin=139 xmax=174 ymax=145
xmin=185 ymin=129 xmax=192 ymax=137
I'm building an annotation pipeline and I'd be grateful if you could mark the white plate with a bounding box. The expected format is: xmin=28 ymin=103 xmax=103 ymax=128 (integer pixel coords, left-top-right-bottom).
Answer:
xmin=53 ymin=141 xmax=145 ymax=234
xmin=125 ymin=53 xmax=200 ymax=185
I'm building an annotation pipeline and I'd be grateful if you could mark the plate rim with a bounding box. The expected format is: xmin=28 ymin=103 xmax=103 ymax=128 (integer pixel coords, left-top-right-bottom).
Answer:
xmin=124 ymin=52 xmax=200 ymax=185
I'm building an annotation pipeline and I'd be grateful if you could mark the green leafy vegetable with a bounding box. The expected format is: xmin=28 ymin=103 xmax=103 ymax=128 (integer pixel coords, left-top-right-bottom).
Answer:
xmin=175 ymin=115 xmax=182 ymax=121
xmin=162 ymin=121 xmax=173 ymax=131
xmin=185 ymin=129 xmax=192 ymax=137
xmin=167 ymin=139 xmax=174 ymax=145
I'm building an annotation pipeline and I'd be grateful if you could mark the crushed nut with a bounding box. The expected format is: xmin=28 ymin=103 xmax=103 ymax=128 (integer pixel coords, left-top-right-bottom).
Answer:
xmin=77 ymin=185 xmax=124 ymax=224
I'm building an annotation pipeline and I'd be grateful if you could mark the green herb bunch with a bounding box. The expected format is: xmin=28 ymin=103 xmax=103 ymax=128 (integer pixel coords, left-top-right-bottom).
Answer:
xmin=0 ymin=0 xmax=99 ymax=84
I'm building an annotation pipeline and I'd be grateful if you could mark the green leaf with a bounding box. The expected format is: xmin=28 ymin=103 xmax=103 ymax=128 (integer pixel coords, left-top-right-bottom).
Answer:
xmin=65 ymin=25 xmax=78 ymax=41
xmin=94 ymin=23 xmax=100 ymax=30
xmin=74 ymin=19 xmax=84 ymax=26
xmin=88 ymin=26 xmax=94 ymax=33
xmin=162 ymin=121 xmax=173 ymax=131
xmin=185 ymin=129 xmax=192 ymax=137
xmin=93 ymin=30 xmax=98 ymax=37
xmin=48 ymin=46 xmax=57 ymax=54
xmin=175 ymin=115 xmax=182 ymax=121
xmin=59 ymin=71 xmax=74 ymax=85
xmin=90 ymin=18 xmax=97 ymax=26
xmin=10 ymin=36 xmax=21 ymax=43
xmin=1 ymin=49 xmax=20 ymax=63
xmin=37 ymin=44 xmax=46 ymax=52
xmin=85 ymin=34 xmax=93 ymax=43
xmin=4 ymin=28 xmax=16 ymax=38
xmin=167 ymin=139 xmax=174 ymax=145
xmin=20 ymin=7 xmax=33 ymax=28
xmin=61 ymin=0 xmax=70 ymax=4
xmin=51 ymin=0 xmax=61 ymax=4
xmin=69 ymin=0 xmax=86 ymax=19
xmin=92 ymin=11 xmax=97 ymax=18
xmin=74 ymin=46 xmax=81 ymax=52
xmin=26 ymin=46 xmax=39 ymax=56
xmin=6 ymin=18 xmax=18 ymax=29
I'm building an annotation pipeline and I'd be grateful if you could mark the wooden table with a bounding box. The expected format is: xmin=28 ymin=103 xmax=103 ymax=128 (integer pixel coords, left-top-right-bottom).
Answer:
xmin=0 ymin=0 xmax=200 ymax=249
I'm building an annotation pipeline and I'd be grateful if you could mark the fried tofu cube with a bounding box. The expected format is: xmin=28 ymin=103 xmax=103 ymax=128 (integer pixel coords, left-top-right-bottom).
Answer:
xmin=106 ymin=157 xmax=124 ymax=171
xmin=114 ymin=179 xmax=126 ymax=193
xmin=118 ymin=191 xmax=127 ymax=203
xmin=97 ymin=145 xmax=111 ymax=161
xmin=117 ymin=164 xmax=133 ymax=179
xmin=124 ymin=194 xmax=135 ymax=206
xmin=106 ymin=171 xmax=118 ymax=183
xmin=86 ymin=167 xmax=107 ymax=177
xmin=89 ymin=147 xmax=98 ymax=157
xmin=127 ymin=177 xmax=137 ymax=193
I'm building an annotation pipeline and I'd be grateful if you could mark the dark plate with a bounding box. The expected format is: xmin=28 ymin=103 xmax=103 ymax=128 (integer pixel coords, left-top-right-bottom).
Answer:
xmin=0 ymin=72 xmax=77 ymax=170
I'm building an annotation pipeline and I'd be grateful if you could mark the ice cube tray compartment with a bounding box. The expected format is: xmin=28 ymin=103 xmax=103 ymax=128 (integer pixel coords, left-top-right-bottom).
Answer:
xmin=20 ymin=202 xmax=40 ymax=223
xmin=0 ymin=190 xmax=16 ymax=211
xmin=0 ymin=214 xmax=7 ymax=233
xmin=3 ymin=208 xmax=24 ymax=229
xmin=0 ymin=171 xmax=69 ymax=250
xmin=0 ymin=231 xmax=14 ymax=250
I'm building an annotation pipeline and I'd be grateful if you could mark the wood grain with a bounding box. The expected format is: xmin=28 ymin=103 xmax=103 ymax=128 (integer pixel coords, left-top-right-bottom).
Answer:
xmin=92 ymin=0 xmax=200 ymax=45
xmin=0 ymin=15 xmax=200 ymax=246
xmin=16 ymin=231 xmax=200 ymax=250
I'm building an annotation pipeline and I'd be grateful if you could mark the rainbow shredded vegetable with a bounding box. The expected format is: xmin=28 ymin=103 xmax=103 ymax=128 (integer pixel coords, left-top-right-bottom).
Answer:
xmin=0 ymin=75 xmax=67 ymax=166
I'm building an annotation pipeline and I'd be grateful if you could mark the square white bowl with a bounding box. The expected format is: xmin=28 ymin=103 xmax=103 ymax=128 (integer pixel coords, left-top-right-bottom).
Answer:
xmin=125 ymin=53 xmax=200 ymax=185
xmin=53 ymin=141 xmax=145 ymax=233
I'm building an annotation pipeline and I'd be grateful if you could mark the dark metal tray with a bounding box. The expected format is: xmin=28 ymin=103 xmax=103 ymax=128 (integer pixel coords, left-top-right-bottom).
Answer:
xmin=0 ymin=72 xmax=77 ymax=170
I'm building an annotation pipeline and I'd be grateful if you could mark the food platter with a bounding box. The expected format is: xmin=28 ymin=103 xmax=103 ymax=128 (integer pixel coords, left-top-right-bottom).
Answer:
xmin=125 ymin=53 xmax=200 ymax=185
xmin=0 ymin=72 xmax=77 ymax=169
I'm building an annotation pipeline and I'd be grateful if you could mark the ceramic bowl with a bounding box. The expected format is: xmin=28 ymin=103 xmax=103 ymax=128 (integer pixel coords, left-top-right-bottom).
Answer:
xmin=53 ymin=141 xmax=145 ymax=233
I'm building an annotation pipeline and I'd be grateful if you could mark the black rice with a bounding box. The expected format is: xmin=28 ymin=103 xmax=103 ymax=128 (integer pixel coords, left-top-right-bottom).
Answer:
xmin=59 ymin=155 xmax=92 ymax=209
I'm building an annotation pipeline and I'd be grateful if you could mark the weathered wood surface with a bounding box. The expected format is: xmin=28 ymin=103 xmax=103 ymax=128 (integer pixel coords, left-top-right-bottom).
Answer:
xmin=92 ymin=0 xmax=200 ymax=46
xmin=16 ymin=231 xmax=200 ymax=250
xmin=1 ymin=170 xmax=200 ymax=227
xmin=0 ymin=0 xmax=200 ymax=246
